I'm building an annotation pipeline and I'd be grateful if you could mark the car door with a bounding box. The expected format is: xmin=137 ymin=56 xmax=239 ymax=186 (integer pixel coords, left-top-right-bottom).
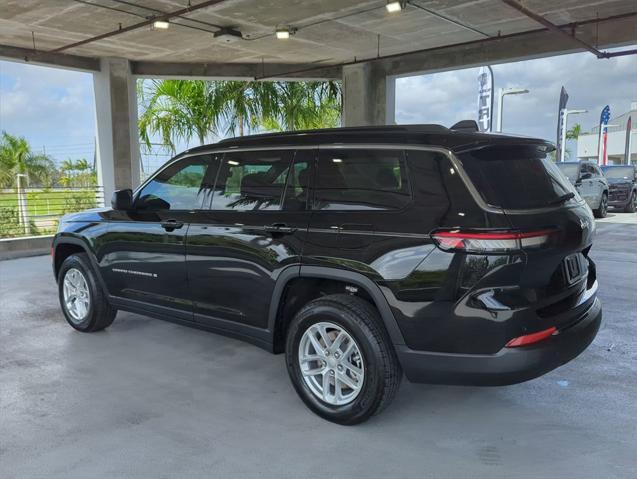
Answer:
xmin=101 ymin=154 xmax=216 ymax=318
xmin=186 ymin=148 xmax=313 ymax=332
xmin=302 ymin=146 xmax=433 ymax=274
xmin=591 ymin=164 xmax=607 ymax=206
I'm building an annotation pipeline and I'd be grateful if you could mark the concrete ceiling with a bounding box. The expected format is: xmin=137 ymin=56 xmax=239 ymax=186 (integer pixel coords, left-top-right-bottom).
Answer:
xmin=0 ymin=0 xmax=636 ymax=77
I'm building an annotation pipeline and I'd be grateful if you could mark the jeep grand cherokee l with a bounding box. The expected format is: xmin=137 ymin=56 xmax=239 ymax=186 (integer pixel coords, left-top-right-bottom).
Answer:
xmin=52 ymin=125 xmax=602 ymax=425
xmin=601 ymin=164 xmax=637 ymax=213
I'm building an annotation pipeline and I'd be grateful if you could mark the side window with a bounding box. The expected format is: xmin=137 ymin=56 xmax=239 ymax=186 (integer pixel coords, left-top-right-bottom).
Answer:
xmin=582 ymin=164 xmax=594 ymax=177
xmin=211 ymin=150 xmax=295 ymax=211
xmin=314 ymin=149 xmax=410 ymax=210
xmin=136 ymin=155 xmax=212 ymax=211
xmin=591 ymin=165 xmax=603 ymax=177
xmin=282 ymin=150 xmax=313 ymax=211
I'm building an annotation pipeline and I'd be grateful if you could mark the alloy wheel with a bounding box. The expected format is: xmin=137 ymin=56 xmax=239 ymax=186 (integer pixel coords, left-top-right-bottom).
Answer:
xmin=298 ymin=322 xmax=365 ymax=406
xmin=63 ymin=268 xmax=91 ymax=324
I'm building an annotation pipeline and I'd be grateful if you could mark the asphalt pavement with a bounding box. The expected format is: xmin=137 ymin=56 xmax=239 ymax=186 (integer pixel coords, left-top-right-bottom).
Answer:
xmin=1 ymin=222 xmax=636 ymax=479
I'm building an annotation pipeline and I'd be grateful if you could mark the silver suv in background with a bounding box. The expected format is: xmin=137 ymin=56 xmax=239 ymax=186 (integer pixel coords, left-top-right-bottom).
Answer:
xmin=557 ymin=161 xmax=609 ymax=218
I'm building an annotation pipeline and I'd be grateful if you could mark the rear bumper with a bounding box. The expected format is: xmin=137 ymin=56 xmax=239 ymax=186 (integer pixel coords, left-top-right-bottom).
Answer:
xmin=396 ymin=297 xmax=602 ymax=386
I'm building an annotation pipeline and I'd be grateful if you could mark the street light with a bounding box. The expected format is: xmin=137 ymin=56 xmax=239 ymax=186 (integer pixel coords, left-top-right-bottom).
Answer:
xmin=496 ymin=87 xmax=529 ymax=133
xmin=559 ymin=108 xmax=587 ymax=162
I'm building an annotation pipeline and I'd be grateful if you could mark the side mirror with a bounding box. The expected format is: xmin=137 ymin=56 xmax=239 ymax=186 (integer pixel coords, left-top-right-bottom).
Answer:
xmin=580 ymin=172 xmax=592 ymax=180
xmin=111 ymin=189 xmax=133 ymax=210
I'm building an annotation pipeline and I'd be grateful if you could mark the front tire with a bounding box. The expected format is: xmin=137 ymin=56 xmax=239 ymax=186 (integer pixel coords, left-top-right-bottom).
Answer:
xmin=285 ymin=294 xmax=401 ymax=425
xmin=625 ymin=192 xmax=636 ymax=213
xmin=58 ymin=253 xmax=116 ymax=332
xmin=594 ymin=192 xmax=608 ymax=218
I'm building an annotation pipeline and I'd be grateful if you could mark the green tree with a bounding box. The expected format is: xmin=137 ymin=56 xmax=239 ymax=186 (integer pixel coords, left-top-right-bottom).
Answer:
xmin=0 ymin=132 xmax=56 ymax=188
xmin=138 ymin=79 xmax=342 ymax=149
xmin=566 ymin=123 xmax=582 ymax=141
xmin=138 ymin=80 xmax=222 ymax=153
xmin=262 ymin=81 xmax=341 ymax=132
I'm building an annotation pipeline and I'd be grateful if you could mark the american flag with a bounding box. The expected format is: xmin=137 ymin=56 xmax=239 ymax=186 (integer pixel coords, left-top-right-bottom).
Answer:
xmin=600 ymin=105 xmax=611 ymax=165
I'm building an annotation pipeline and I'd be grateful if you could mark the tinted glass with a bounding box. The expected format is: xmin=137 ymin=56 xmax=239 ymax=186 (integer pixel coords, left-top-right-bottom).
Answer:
xmin=602 ymin=166 xmax=635 ymax=179
xmin=211 ymin=150 xmax=294 ymax=211
xmin=314 ymin=149 xmax=410 ymax=210
xmin=136 ymin=155 xmax=211 ymax=210
xmin=282 ymin=150 xmax=312 ymax=211
xmin=556 ymin=163 xmax=580 ymax=182
xmin=459 ymin=145 xmax=577 ymax=209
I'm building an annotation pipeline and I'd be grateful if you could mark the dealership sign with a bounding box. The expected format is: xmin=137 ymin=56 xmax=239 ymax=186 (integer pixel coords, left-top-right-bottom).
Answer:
xmin=555 ymin=86 xmax=569 ymax=159
xmin=477 ymin=66 xmax=494 ymax=132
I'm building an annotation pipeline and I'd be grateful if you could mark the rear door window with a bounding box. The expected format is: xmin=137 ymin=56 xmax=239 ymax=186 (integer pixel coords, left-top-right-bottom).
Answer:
xmin=210 ymin=150 xmax=294 ymax=211
xmin=458 ymin=145 xmax=576 ymax=210
xmin=314 ymin=149 xmax=411 ymax=210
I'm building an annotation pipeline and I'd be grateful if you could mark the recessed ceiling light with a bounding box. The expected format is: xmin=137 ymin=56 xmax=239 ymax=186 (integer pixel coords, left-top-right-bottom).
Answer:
xmin=227 ymin=160 xmax=239 ymax=166
xmin=153 ymin=20 xmax=169 ymax=29
xmin=385 ymin=1 xmax=404 ymax=13
xmin=332 ymin=158 xmax=343 ymax=163
xmin=275 ymin=26 xmax=296 ymax=39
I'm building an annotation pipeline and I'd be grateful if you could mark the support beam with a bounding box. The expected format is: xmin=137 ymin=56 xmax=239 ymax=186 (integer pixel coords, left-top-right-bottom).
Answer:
xmin=344 ymin=13 xmax=637 ymax=79
xmin=0 ymin=44 xmax=100 ymax=72
xmin=131 ymin=61 xmax=341 ymax=81
xmin=342 ymin=63 xmax=395 ymax=127
xmin=93 ymin=58 xmax=140 ymax=202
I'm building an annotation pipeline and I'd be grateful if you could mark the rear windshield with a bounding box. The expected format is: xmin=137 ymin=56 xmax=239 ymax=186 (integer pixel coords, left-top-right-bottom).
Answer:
xmin=458 ymin=145 xmax=576 ymax=209
xmin=602 ymin=166 xmax=635 ymax=180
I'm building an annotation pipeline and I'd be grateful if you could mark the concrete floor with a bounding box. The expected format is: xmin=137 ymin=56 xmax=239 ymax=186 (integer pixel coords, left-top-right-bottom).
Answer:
xmin=1 ymin=223 xmax=636 ymax=479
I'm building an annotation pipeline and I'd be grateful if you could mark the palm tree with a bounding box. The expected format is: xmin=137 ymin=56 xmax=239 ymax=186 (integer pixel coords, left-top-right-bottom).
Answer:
xmin=138 ymin=80 xmax=222 ymax=153
xmin=0 ymin=132 xmax=56 ymax=188
xmin=566 ymin=123 xmax=582 ymax=141
xmin=138 ymin=79 xmax=342 ymax=148
xmin=263 ymin=81 xmax=341 ymax=132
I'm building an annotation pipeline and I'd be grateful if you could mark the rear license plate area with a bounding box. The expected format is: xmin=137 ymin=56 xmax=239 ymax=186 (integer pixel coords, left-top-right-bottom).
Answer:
xmin=563 ymin=253 xmax=586 ymax=285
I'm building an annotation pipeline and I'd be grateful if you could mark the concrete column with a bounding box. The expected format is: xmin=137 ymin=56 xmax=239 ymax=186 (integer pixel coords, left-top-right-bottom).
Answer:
xmin=93 ymin=57 xmax=140 ymax=203
xmin=342 ymin=62 xmax=395 ymax=127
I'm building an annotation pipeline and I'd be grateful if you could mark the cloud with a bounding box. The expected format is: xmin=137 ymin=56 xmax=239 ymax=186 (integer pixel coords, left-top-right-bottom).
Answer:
xmin=0 ymin=61 xmax=96 ymax=161
xmin=396 ymin=46 xmax=637 ymax=148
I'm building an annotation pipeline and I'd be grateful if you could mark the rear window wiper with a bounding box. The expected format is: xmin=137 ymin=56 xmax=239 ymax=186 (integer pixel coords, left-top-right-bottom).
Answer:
xmin=545 ymin=192 xmax=575 ymax=206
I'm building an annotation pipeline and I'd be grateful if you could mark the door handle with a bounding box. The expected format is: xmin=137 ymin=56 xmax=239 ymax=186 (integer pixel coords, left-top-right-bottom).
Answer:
xmin=264 ymin=223 xmax=297 ymax=234
xmin=161 ymin=219 xmax=184 ymax=232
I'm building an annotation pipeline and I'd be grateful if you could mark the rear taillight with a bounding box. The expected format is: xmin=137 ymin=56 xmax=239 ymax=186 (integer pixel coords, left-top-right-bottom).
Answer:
xmin=431 ymin=229 xmax=556 ymax=253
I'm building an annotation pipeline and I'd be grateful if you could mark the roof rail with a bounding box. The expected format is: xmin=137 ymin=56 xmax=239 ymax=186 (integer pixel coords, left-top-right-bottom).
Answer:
xmin=217 ymin=124 xmax=449 ymax=143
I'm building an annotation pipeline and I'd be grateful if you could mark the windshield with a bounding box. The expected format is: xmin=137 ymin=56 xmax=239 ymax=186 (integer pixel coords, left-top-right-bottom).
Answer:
xmin=556 ymin=163 xmax=580 ymax=182
xmin=458 ymin=145 xmax=578 ymax=210
xmin=602 ymin=166 xmax=635 ymax=180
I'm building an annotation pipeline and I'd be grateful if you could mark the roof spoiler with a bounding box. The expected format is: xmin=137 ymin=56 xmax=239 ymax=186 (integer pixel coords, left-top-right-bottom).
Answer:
xmin=450 ymin=120 xmax=479 ymax=132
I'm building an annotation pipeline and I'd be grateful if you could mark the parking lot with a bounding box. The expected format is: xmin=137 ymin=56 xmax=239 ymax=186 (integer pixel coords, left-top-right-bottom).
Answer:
xmin=1 ymin=221 xmax=636 ymax=479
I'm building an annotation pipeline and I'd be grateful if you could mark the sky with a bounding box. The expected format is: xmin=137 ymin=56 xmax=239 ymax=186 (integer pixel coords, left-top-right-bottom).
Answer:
xmin=1 ymin=46 xmax=636 ymax=170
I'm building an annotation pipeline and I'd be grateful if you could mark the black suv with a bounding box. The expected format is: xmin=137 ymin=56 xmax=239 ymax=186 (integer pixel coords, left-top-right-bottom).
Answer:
xmin=601 ymin=164 xmax=637 ymax=213
xmin=52 ymin=125 xmax=602 ymax=424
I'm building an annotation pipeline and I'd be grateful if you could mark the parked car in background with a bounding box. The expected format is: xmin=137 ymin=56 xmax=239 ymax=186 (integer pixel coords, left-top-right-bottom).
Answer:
xmin=52 ymin=125 xmax=602 ymax=424
xmin=556 ymin=161 xmax=609 ymax=218
xmin=601 ymin=165 xmax=637 ymax=213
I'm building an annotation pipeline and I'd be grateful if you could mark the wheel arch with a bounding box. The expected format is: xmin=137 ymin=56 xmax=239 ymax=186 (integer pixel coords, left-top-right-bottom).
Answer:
xmin=268 ymin=266 xmax=405 ymax=353
xmin=52 ymin=236 xmax=107 ymax=294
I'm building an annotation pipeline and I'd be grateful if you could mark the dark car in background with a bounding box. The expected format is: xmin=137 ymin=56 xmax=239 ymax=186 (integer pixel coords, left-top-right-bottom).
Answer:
xmin=601 ymin=165 xmax=637 ymax=213
xmin=556 ymin=161 xmax=609 ymax=218
xmin=52 ymin=125 xmax=602 ymax=424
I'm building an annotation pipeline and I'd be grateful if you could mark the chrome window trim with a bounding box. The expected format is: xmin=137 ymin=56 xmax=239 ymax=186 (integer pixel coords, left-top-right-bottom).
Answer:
xmin=135 ymin=143 xmax=585 ymax=215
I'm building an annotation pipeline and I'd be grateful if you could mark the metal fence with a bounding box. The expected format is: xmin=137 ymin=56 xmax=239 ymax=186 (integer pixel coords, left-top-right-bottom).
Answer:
xmin=0 ymin=186 xmax=105 ymax=239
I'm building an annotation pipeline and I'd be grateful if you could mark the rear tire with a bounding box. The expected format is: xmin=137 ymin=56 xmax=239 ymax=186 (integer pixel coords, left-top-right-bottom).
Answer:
xmin=625 ymin=192 xmax=636 ymax=213
xmin=58 ymin=253 xmax=116 ymax=332
xmin=285 ymin=294 xmax=401 ymax=425
xmin=594 ymin=192 xmax=608 ymax=218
